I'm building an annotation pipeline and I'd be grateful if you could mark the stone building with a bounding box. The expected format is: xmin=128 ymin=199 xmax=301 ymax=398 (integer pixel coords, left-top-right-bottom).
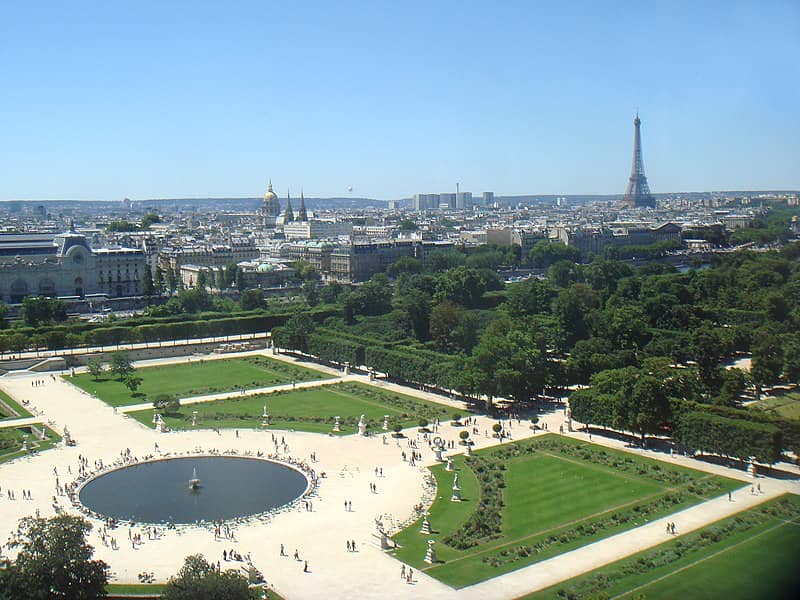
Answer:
xmin=0 ymin=228 xmax=145 ymax=303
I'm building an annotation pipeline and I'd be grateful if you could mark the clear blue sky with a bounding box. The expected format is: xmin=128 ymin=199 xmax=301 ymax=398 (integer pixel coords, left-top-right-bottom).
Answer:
xmin=1 ymin=0 xmax=798 ymax=201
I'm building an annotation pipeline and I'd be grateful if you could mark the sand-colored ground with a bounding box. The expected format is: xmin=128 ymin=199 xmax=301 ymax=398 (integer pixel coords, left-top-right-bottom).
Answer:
xmin=1 ymin=350 xmax=798 ymax=599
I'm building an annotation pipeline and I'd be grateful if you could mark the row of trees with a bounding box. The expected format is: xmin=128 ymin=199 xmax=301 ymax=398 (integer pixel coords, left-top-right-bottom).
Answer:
xmin=569 ymin=361 xmax=788 ymax=463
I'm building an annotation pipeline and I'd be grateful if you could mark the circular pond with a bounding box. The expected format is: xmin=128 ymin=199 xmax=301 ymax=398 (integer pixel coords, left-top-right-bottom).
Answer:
xmin=78 ymin=456 xmax=308 ymax=524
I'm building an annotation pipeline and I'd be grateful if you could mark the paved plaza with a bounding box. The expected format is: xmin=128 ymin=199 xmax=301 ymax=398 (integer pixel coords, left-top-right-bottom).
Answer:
xmin=1 ymin=349 xmax=798 ymax=599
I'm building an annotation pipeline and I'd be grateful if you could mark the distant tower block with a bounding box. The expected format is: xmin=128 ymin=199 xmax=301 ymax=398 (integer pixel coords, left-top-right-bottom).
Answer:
xmin=619 ymin=113 xmax=656 ymax=209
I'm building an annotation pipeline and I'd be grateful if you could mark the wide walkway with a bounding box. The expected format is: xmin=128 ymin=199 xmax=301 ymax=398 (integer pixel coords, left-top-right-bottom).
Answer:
xmin=0 ymin=349 xmax=797 ymax=600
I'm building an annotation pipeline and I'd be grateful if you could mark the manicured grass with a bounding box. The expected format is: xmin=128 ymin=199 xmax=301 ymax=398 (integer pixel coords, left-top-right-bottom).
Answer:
xmin=391 ymin=435 xmax=741 ymax=588
xmin=67 ymin=356 xmax=331 ymax=406
xmin=0 ymin=424 xmax=62 ymax=464
xmin=128 ymin=382 xmax=456 ymax=435
xmin=0 ymin=389 xmax=33 ymax=419
xmin=525 ymin=494 xmax=800 ymax=600
xmin=751 ymin=392 xmax=800 ymax=420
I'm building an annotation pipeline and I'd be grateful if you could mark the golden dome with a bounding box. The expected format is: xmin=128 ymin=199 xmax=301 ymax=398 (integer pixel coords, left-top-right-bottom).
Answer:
xmin=263 ymin=180 xmax=278 ymax=203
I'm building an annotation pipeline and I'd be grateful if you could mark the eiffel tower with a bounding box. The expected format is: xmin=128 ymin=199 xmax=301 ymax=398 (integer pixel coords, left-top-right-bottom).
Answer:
xmin=619 ymin=113 xmax=655 ymax=208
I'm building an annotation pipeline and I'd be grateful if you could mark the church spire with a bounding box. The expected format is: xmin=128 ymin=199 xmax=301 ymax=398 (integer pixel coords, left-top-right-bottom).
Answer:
xmin=284 ymin=189 xmax=294 ymax=222
xmin=297 ymin=189 xmax=308 ymax=222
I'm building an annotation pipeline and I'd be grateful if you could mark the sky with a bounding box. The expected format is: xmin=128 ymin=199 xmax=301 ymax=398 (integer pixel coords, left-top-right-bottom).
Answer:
xmin=0 ymin=0 xmax=798 ymax=201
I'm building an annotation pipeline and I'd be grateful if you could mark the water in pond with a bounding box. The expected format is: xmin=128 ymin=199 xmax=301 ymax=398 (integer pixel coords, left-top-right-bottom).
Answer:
xmin=79 ymin=456 xmax=307 ymax=524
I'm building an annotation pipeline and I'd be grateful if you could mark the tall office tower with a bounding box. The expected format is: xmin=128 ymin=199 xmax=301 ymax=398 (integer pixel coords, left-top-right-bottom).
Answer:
xmin=619 ymin=114 xmax=656 ymax=209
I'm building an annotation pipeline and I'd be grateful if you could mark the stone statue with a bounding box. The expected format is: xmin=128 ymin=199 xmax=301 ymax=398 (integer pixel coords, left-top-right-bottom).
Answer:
xmin=450 ymin=472 xmax=461 ymax=502
xmin=358 ymin=414 xmax=367 ymax=436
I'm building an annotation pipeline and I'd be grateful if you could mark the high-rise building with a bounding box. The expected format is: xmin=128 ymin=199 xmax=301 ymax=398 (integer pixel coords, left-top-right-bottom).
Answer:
xmin=619 ymin=114 xmax=656 ymax=208
xmin=439 ymin=193 xmax=457 ymax=209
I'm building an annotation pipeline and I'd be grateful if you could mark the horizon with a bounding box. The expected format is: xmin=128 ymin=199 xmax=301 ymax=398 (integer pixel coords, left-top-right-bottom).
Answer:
xmin=1 ymin=1 xmax=799 ymax=200
xmin=2 ymin=188 xmax=799 ymax=205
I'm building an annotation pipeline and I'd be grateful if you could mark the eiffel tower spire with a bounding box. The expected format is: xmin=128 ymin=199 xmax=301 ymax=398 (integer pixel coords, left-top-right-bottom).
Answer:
xmin=619 ymin=113 xmax=655 ymax=208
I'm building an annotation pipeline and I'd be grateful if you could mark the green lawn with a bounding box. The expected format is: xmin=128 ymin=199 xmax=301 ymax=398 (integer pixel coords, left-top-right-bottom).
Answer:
xmin=0 ymin=389 xmax=33 ymax=419
xmin=0 ymin=424 xmax=62 ymax=464
xmin=751 ymin=391 xmax=800 ymax=420
xmin=391 ymin=435 xmax=741 ymax=588
xmin=66 ymin=356 xmax=331 ymax=406
xmin=128 ymin=381 xmax=457 ymax=435
xmin=525 ymin=494 xmax=800 ymax=600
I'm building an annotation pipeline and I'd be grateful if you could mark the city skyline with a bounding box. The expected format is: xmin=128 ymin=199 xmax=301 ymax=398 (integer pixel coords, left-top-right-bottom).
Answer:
xmin=1 ymin=0 xmax=799 ymax=201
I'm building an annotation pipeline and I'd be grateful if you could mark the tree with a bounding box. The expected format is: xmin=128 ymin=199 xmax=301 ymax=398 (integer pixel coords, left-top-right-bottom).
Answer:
xmin=429 ymin=301 xmax=478 ymax=353
xmin=303 ymin=280 xmax=320 ymax=306
xmin=195 ymin=269 xmax=208 ymax=290
xmin=714 ymin=368 xmax=747 ymax=407
xmin=109 ymin=351 xmax=133 ymax=380
xmin=239 ymin=289 xmax=265 ymax=311
xmin=434 ymin=266 xmax=486 ymax=308
xmin=161 ymin=554 xmax=254 ymax=600
xmin=273 ymin=313 xmax=315 ymax=353
xmin=528 ymin=240 xmax=580 ymax=268
xmin=425 ymin=249 xmax=465 ymax=272
xmin=140 ymin=212 xmax=161 ymax=228
xmin=503 ymin=278 xmax=555 ymax=317
xmin=1 ymin=515 xmax=109 ymax=599
xmin=615 ymin=372 xmax=671 ymax=444
xmin=105 ymin=219 xmax=137 ymax=232
xmin=751 ymin=326 xmax=784 ymax=389
xmin=553 ymin=284 xmax=600 ymax=347
xmin=398 ymin=219 xmax=418 ymax=231
xmin=20 ymin=296 xmax=67 ymax=326
xmin=394 ymin=288 xmax=431 ymax=341
xmin=123 ymin=375 xmax=143 ymax=395
xmin=86 ymin=358 xmax=105 ymax=381
xmin=387 ymin=256 xmax=422 ymax=277
xmin=691 ymin=322 xmax=723 ymax=392
xmin=142 ymin=263 xmax=154 ymax=297
xmin=0 ymin=300 xmax=8 ymax=329
xmin=153 ymin=264 xmax=165 ymax=295
xmin=319 ymin=282 xmax=344 ymax=304
xmin=166 ymin=266 xmax=178 ymax=293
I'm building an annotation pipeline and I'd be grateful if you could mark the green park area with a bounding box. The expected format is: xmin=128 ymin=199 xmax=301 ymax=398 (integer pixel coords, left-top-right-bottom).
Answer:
xmin=391 ymin=435 xmax=741 ymax=588
xmin=751 ymin=391 xmax=800 ymax=421
xmin=525 ymin=493 xmax=800 ymax=600
xmin=0 ymin=389 xmax=33 ymax=420
xmin=67 ymin=355 xmax=331 ymax=407
xmin=129 ymin=381 xmax=456 ymax=435
xmin=0 ymin=424 xmax=62 ymax=464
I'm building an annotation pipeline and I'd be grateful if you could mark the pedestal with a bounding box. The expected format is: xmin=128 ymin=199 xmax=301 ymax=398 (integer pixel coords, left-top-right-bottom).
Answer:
xmin=450 ymin=473 xmax=461 ymax=502
xmin=445 ymin=456 xmax=454 ymax=471
xmin=419 ymin=513 xmax=431 ymax=535
xmin=333 ymin=416 xmax=341 ymax=433
xmin=424 ymin=540 xmax=437 ymax=564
